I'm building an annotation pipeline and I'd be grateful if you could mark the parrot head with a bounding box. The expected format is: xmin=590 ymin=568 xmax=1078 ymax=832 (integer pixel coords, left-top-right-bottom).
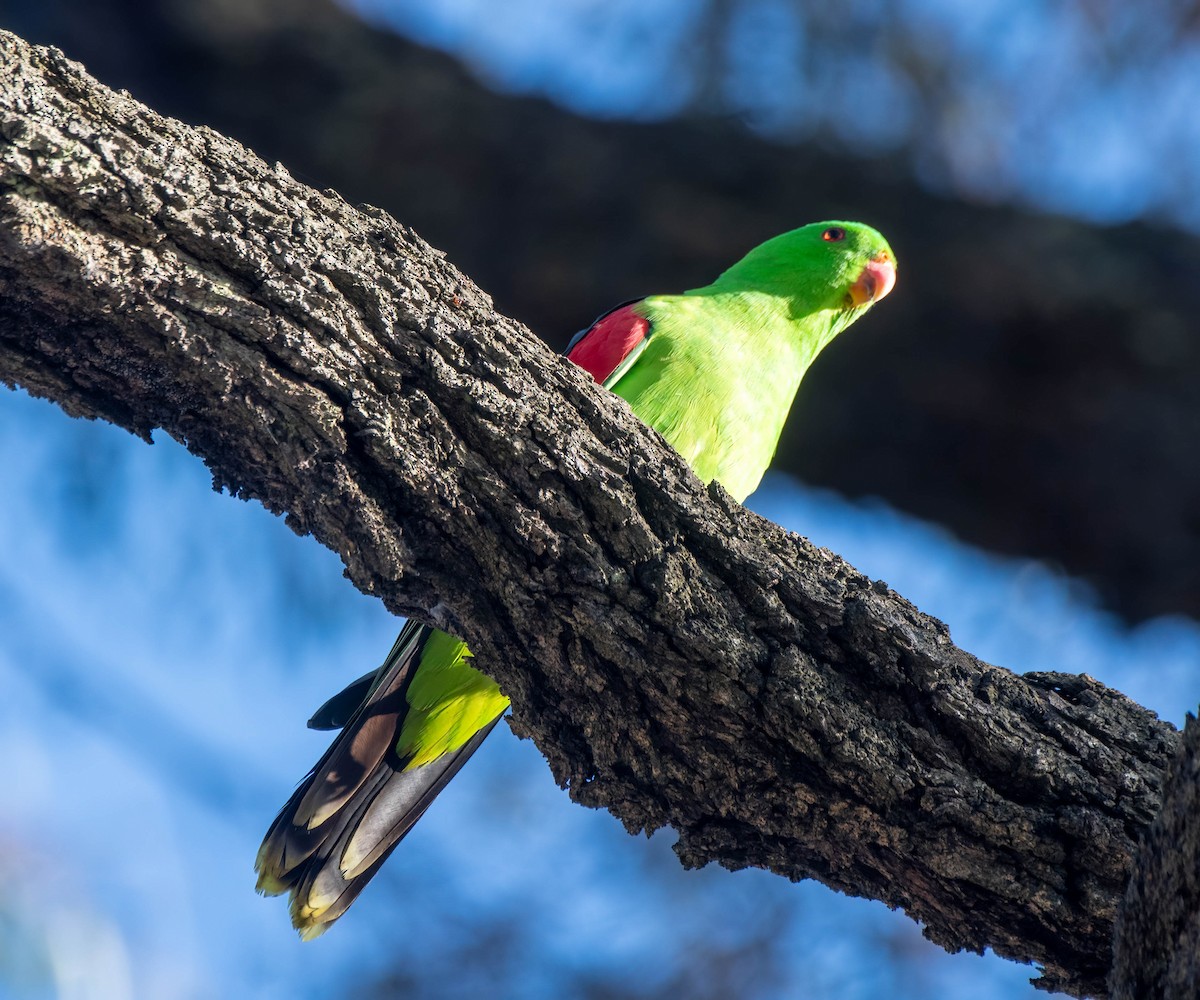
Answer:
xmin=712 ymin=220 xmax=896 ymax=316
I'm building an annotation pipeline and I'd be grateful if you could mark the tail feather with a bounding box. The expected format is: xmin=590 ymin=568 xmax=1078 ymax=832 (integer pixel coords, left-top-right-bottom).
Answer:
xmin=291 ymin=665 xmax=412 ymax=829
xmin=255 ymin=621 xmax=502 ymax=938
xmin=307 ymin=670 xmax=378 ymax=731
xmin=342 ymin=718 xmax=499 ymax=879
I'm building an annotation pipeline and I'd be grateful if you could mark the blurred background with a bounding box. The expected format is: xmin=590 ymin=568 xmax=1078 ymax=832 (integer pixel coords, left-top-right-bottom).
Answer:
xmin=0 ymin=0 xmax=1197 ymax=996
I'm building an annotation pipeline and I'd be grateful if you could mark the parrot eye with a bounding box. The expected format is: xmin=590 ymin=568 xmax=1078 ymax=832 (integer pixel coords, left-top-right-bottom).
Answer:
xmin=822 ymin=227 xmax=846 ymax=242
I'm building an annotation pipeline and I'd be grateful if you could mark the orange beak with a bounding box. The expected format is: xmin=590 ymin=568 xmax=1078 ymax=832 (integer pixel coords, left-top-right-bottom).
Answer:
xmin=847 ymin=254 xmax=896 ymax=307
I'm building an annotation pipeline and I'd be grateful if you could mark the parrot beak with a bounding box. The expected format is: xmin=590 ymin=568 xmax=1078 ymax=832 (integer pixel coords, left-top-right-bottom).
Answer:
xmin=847 ymin=254 xmax=896 ymax=307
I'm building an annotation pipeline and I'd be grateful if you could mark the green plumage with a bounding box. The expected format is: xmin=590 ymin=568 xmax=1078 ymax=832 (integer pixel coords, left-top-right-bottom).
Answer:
xmin=618 ymin=222 xmax=892 ymax=502
xmin=256 ymin=221 xmax=896 ymax=935
xmin=397 ymin=632 xmax=505 ymax=769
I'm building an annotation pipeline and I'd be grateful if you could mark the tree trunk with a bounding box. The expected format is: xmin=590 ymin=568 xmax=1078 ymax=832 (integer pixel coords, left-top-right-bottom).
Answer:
xmin=0 ymin=31 xmax=1189 ymax=999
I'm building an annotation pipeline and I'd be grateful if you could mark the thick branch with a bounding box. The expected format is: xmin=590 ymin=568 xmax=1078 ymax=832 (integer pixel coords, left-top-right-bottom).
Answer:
xmin=0 ymin=32 xmax=1181 ymax=997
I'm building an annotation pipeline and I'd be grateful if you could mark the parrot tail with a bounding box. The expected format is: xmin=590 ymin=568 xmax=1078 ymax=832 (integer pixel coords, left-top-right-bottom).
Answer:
xmin=255 ymin=621 xmax=501 ymax=939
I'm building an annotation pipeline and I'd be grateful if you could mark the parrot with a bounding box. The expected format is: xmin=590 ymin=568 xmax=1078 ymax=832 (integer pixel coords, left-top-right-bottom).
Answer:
xmin=255 ymin=220 xmax=897 ymax=937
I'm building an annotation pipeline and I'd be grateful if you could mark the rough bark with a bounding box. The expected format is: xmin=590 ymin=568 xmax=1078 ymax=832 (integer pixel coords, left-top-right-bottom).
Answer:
xmin=1111 ymin=714 xmax=1200 ymax=999
xmin=5 ymin=0 xmax=1200 ymax=623
xmin=0 ymin=31 xmax=1186 ymax=998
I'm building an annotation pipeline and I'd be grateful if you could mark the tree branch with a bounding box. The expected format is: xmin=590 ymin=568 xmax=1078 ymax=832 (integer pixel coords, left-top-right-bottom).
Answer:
xmin=0 ymin=31 xmax=1183 ymax=998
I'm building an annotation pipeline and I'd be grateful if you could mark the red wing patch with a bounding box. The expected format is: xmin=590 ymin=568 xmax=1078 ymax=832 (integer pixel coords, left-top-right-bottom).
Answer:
xmin=566 ymin=302 xmax=651 ymax=385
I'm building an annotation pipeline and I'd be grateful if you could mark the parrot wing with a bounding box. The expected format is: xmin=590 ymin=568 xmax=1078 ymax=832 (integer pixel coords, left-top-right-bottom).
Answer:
xmin=565 ymin=299 xmax=652 ymax=388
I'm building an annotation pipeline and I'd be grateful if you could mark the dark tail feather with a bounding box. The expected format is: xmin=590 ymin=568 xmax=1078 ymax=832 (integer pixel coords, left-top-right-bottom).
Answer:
xmin=306 ymin=669 xmax=378 ymax=731
xmin=255 ymin=621 xmax=501 ymax=939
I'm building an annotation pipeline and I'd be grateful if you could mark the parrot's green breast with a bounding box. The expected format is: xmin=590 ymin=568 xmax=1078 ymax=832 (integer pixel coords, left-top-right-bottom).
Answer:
xmin=612 ymin=291 xmax=838 ymax=504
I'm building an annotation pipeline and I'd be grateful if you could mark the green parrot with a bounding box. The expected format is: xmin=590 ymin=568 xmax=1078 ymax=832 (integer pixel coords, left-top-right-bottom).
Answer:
xmin=256 ymin=221 xmax=897 ymax=937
